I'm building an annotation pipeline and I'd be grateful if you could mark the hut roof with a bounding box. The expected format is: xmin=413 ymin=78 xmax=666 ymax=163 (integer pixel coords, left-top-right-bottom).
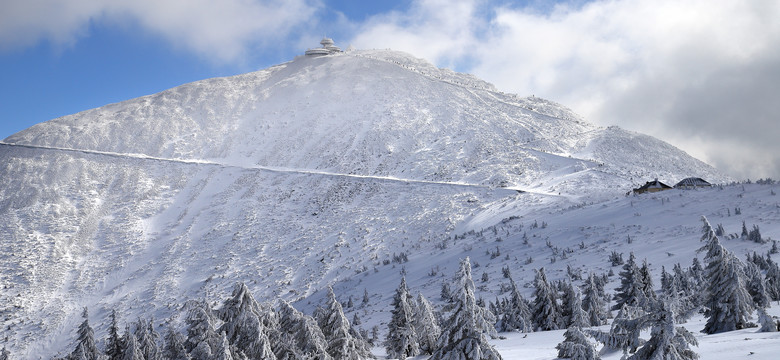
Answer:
xmin=635 ymin=179 xmax=673 ymax=191
xmin=675 ymin=177 xmax=711 ymax=188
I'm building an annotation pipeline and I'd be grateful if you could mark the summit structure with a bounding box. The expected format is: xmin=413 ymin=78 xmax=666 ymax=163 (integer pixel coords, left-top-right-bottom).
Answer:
xmin=305 ymin=37 xmax=342 ymax=56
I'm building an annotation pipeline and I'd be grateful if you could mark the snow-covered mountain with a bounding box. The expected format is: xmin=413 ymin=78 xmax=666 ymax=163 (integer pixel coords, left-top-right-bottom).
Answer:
xmin=0 ymin=48 xmax=762 ymax=358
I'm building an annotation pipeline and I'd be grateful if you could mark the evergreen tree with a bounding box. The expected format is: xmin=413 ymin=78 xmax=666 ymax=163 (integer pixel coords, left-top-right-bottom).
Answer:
xmin=135 ymin=318 xmax=160 ymax=360
xmin=277 ymin=300 xmax=331 ymax=360
xmin=558 ymin=281 xmax=576 ymax=328
xmin=582 ymin=273 xmax=608 ymax=327
xmin=568 ymin=288 xmax=590 ymax=329
xmin=589 ymin=304 xmax=646 ymax=354
xmin=757 ymin=307 xmax=778 ymax=332
xmin=766 ymin=256 xmax=780 ymax=301
xmin=612 ymin=253 xmax=647 ymax=311
xmin=556 ymin=326 xmax=600 ymax=360
xmin=628 ymin=302 xmax=699 ymax=360
xmin=122 ymin=331 xmax=145 ymax=360
xmin=496 ymin=274 xmax=532 ymax=332
xmin=700 ymin=216 xmax=754 ymax=334
xmin=318 ymin=287 xmax=373 ymax=360
xmin=163 ymin=327 xmax=191 ymax=360
xmin=106 ymin=310 xmax=124 ymax=360
xmin=0 ymin=347 xmax=9 ymax=360
xmin=217 ymin=283 xmax=276 ymax=360
xmin=431 ymin=257 xmax=502 ymax=360
xmin=413 ymin=293 xmax=441 ymax=355
xmin=745 ymin=262 xmax=771 ymax=309
xmin=385 ymin=277 xmax=420 ymax=359
xmin=211 ymin=332 xmax=236 ymax=360
xmin=362 ymin=289 xmax=370 ymax=307
xmin=185 ymin=300 xmax=220 ymax=355
xmin=70 ymin=307 xmax=103 ymax=360
xmin=638 ymin=261 xmax=657 ymax=309
xmin=531 ymin=268 xmax=561 ymax=331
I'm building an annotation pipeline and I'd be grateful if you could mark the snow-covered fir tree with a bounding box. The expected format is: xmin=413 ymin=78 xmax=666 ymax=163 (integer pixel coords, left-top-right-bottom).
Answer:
xmin=277 ymin=299 xmax=331 ymax=360
xmin=757 ymin=307 xmax=778 ymax=332
xmin=589 ymin=304 xmax=646 ymax=354
xmin=217 ymin=283 xmax=276 ymax=360
xmin=431 ymin=257 xmax=502 ymax=360
xmin=163 ymin=327 xmax=191 ymax=360
xmin=496 ymin=274 xmax=532 ymax=332
xmin=385 ymin=277 xmax=420 ymax=359
xmin=532 ymin=267 xmax=561 ymax=331
xmin=212 ymin=332 xmax=236 ymax=360
xmin=69 ymin=307 xmax=103 ymax=360
xmin=582 ymin=273 xmax=608 ymax=327
xmin=318 ymin=286 xmax=373 ymax=360
xmin=106 ymin=310 xmax=124 ymax=360
xmin=568 ymin=288 xmax=590 ymax=329
xmin=135 ymin=318 xmax=160 ymax=360
xmin=627 ymin=302 xmax=699 ymax=360
xmin=766 ymin=256 xmax=780 ymax=301
xmin=745 ymin=262 xmax=771 ymax=309
xmin=413 ymin=292 xmax=441 ymax=355
xmin=184 ymin=300 xmax=221 ymax=356
xmin=700 ymin=216 xmax=754 ymax=334
xmin=122 ymin=330 xmax=145 ymax=360
xmin=638 ymin=260 xmax=657 ymax=308
xmin=556 ymin=326 xmax=600 ymax=360
xmin=613 ymin=253 xmax=648 ymax=311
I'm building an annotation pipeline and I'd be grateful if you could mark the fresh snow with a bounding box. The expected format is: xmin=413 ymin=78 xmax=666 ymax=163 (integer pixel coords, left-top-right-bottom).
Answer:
xmin=0 ymin=49 xmax=776 ymax=359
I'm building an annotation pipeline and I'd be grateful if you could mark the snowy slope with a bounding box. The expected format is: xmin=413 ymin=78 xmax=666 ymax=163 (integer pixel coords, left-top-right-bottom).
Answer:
xmin=0 ymin=49 xmax=761 ymax=358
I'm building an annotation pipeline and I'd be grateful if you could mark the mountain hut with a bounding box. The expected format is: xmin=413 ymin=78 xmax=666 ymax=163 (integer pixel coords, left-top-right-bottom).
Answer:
xmin=674 ymin=177 xmax=712 ymax=189
xmin=633 ymin=179 xmax=673 ymax=195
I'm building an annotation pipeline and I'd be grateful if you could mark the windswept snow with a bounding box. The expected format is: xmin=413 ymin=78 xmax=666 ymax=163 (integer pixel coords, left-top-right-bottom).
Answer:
xmin=1 ymin=49 xmax=769 ymax=359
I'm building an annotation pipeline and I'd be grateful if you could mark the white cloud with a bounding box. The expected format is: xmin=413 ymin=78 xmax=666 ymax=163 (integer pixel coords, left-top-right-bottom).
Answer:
xmin=348 ymin=0 xmax=780 ymax=179
xmin=0 ymin=0 xmax=319 ymax=62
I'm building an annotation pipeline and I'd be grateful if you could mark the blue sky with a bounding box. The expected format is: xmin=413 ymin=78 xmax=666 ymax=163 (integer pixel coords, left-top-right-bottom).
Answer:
xmin=1 ymin=0 xmax=778 ymax=179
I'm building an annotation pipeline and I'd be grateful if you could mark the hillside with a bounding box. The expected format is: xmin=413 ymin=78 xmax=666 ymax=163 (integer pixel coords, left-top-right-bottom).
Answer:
xmin=0 ymin=48 xmax=761 ymax=358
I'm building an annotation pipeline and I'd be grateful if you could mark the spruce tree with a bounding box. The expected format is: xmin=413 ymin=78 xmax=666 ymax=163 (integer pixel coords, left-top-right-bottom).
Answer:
xmin=163 ymin=327 xmax=191 ymax=360
xmin=700 ymin=216 xmax=754 ymax=334
xmin=0 ymin=347 xmax=9 ymax=360
xmin=135 ymin=318 xmax=160 ymax=360
xmin=613 ymin=253 xmax=646 ymax=311
xmin=277 ymin=300 xmax=331 ymax=360
xmin=745 ymin=262 xmax=771 ymax=309
xmin=413 ymin=293 xmax=441 ymax=355
xmin=556 ymin=326 xmax=600 ymax=360
xmin=757 ymin=307 xmax=778 ymax=332
xmin=531 ymin=268 xmax=561 ymax=331
xmin=184 ymin=300 xmax=220 ymax=355
xmin=431 ymin=257 xmax=502 ymax=360
xmin=318 ymin=287 xmax=373 ymax=360
xmin=766 ymin=257 xmax=780 ymax=301
xmin=70 ymin=307 xmax=103 ymax=360
xmin=628 ymin=302 xmax=699 ymax=360
xmin=497 ymin=274 xmax=532 ymax=332
xmin=582 ymin=273 xmax=608 ymax=327
xmin=385 ymin=277 xmax=420 ymax=359
xmin=122 ymin=331 xmax=145 ymax=360
xmin=217 ymin=283 xmax=276 ymax=360
xmin=106 ymin=309 xmax=124 ymax=360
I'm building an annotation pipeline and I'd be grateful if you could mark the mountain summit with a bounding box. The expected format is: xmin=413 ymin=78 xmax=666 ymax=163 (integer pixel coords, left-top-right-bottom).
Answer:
xmin=0 ymin=48 xmax=727 ymax=357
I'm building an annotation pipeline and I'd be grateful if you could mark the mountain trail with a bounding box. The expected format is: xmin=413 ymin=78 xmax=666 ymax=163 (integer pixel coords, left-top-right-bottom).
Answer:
xmin=0 ymin=141 xmax=525 ymax=195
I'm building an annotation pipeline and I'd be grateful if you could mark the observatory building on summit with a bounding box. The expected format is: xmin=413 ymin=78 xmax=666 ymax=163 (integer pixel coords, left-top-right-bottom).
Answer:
xmin=305 ymin=37 xmax=342 ymax=56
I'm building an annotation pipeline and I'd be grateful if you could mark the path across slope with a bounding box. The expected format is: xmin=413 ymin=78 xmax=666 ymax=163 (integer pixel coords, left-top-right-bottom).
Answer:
xmin=0 ymin=141 xmax=525 ymax=194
